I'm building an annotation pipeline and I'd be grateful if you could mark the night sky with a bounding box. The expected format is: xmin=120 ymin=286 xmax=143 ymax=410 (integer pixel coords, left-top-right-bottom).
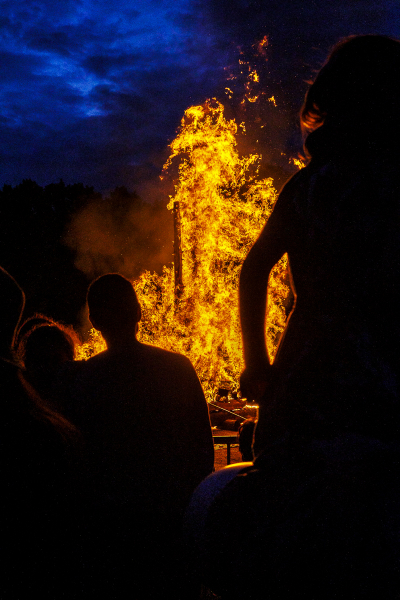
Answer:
xmin=1 ymin=0 xmax=399 ymax=196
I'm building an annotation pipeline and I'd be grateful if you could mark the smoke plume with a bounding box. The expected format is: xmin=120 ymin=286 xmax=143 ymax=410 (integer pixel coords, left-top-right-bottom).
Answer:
xmin=64 ymin=186 xmax=174 ymax=283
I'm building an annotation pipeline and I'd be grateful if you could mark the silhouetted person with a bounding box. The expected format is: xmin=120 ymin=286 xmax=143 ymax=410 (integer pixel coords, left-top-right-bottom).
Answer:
xmin=240 ymin=35 xmax=400 ymax=454
xmin=194 ymin=36 xmax=400 ymax=599
xmin=1 ymin=267 xmax=80 ymax=598
xmin=66 ymin=273 xmax=214 ymax=598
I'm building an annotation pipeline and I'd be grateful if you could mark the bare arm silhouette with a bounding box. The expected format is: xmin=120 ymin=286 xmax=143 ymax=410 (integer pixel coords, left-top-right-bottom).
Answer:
xmin=239 ymin=189 xmax=291 ymax=401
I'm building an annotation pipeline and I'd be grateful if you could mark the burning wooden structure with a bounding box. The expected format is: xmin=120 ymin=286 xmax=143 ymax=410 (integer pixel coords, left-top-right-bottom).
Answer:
xmin=77 ymin=99 xmax=291 ymax=401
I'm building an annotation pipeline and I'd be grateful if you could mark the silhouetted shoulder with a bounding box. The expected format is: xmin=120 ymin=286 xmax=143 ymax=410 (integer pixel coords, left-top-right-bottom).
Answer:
xmin=136 ymin=342 xmax=200 ymax=373
xmin=83 ymin=342 xmax=200 ymax=382
xmin=262 ymin=165 xmax=312 ymax=236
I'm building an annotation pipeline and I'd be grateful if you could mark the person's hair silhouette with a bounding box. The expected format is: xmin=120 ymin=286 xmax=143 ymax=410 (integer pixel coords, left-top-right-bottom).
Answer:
xmin=301 ymin=35 xmax=400 ymax=156
xmin=0 ymin=266 xmax=25 ymax=361
xmin=17 ymin=322 xmax=77 ymax=415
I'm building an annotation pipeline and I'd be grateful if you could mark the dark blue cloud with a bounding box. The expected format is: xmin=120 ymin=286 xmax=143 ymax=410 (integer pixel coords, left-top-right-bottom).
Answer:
xmin=0 ymin=0 xmax=398 ymax=193
xmin=0 ymin=0 xmax=231 ymax=191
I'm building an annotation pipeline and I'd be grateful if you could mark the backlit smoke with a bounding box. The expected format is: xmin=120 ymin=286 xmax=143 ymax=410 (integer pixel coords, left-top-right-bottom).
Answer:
xmin=64 ymin=187 xmax=173 ymax=282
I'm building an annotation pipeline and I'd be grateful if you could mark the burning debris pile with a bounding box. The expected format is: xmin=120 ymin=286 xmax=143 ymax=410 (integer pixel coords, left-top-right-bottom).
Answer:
xmin=77 ymin=99 xmax=291 ymax=400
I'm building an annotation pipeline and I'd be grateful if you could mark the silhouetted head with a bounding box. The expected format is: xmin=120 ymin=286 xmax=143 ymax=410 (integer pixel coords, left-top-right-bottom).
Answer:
xmin=14 ymin=313 xmax=55 ymax=349
xmin=0 ymin=266 xmax=25 ymax=360
xmin=16 ymin=322 xmax=77 ymax=405
xmin=301 ymin=35 xmax=400 ymax=158
xmin=19 ymin=323 xmax=76 ymax=375
xmin=87 ymin=273 xmax=141 ymax=342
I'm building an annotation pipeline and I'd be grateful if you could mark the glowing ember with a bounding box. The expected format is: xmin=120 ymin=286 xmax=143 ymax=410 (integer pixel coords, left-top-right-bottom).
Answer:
xmin=77 ymin=99 xmax=290 ymax=400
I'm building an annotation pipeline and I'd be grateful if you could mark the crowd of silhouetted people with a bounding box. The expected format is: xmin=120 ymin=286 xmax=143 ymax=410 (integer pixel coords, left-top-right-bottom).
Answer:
xmin=3 ymin=34 xmax=400 ymax=599
xmin=2 ymin=267 xmax=214 ymax=598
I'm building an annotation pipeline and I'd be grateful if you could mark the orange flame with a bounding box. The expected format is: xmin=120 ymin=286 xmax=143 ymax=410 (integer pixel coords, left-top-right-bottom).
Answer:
xmin=77 ymin=100 xmax=290 ymax=399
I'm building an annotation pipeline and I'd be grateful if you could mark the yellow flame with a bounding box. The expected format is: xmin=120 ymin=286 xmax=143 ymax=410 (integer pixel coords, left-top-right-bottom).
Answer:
xmin=76 ymin=326 xmax=106 ymax=360
xmin=249 ymin=70 xmax=259 ymax=82
xmin=77 ymin=100 xmax=290 ymax=399
xmin=290 ymin=157 xmax=306 ymax=170
xmin=256 ymin=35 xmax=269 ymax=56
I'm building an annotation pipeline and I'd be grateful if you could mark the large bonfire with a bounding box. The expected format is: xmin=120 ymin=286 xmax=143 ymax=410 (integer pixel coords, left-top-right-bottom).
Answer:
xmin=77 ymin=98 xmax=290 ymax=401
